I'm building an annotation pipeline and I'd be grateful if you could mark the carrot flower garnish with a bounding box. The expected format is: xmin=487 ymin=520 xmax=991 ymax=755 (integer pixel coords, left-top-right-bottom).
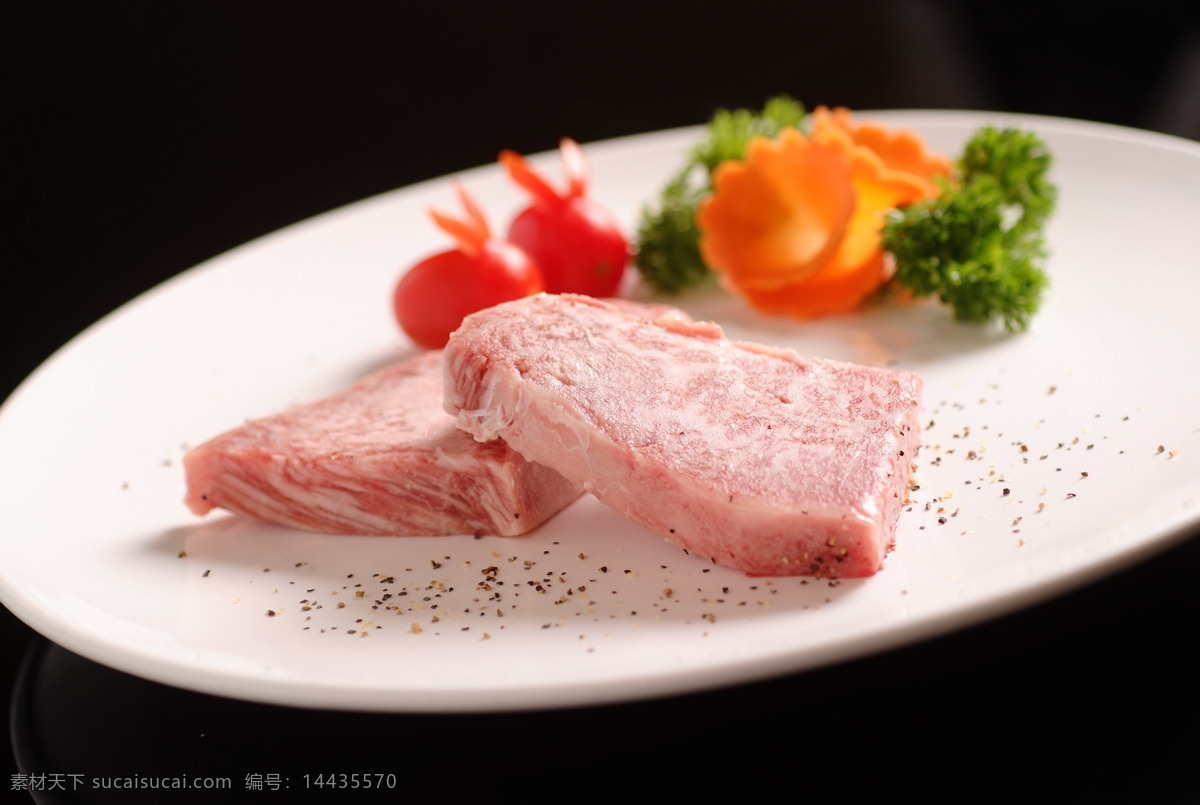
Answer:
xmin=812 ymin=106 xmax=953 ymax=197
xmin=697 ymin=108 xmax=949 ymax=318
xmin=697 ymin=129 xmax=855 ymax=292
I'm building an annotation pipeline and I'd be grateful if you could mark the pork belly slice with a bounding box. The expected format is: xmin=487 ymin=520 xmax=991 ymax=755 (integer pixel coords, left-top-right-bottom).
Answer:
xmin=184 ymin=351 xmax=581 ymax=537
xmin=444 ymin=294 xmax=923 ymax=578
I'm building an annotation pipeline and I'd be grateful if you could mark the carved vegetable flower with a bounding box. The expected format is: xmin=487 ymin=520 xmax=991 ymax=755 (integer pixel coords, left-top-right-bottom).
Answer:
xmin=696 ymin=107 xmax=952 ymax=318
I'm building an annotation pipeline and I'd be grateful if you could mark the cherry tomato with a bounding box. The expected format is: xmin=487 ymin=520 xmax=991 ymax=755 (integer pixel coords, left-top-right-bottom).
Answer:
xmin=394 ymin=183 xmax=542 ymax=350
xmin=500 ymin=138 xmax=629 ymax=297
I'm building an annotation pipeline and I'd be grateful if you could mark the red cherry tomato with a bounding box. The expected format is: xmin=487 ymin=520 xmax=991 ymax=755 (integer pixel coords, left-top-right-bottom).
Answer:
xmin=394 ymin=183 xmax=542 ymax=350
xmin=500 ymin=138 xmax=629 ymax=298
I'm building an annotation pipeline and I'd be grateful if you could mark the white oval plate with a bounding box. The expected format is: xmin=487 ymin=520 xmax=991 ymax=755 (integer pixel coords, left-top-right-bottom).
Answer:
xmin=1 ymin=112 xmax=1197 ymax=713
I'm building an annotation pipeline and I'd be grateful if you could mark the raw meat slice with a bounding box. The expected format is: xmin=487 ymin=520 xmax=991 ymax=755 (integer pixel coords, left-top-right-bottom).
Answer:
xmin=184 ymin=351 xmax=580 ymax=536
xmin=444 ymin=294 xmax=922 ymax=577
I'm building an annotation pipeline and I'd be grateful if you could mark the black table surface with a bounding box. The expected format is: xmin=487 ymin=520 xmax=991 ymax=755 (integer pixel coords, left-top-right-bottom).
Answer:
xmin=5 ymin=4 xmax=1199 ymax=802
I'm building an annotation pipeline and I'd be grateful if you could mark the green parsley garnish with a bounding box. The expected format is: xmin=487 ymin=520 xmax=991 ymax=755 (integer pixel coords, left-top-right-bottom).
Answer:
xmin=881 ymin=126 xmax=1056 ymax=331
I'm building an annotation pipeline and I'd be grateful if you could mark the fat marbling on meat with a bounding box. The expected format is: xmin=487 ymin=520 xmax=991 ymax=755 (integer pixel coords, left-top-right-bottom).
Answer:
xmin=184 ymin=350 xmax=581 ymax=536
xmin=444 ymin=293 xmax=922 ymax=577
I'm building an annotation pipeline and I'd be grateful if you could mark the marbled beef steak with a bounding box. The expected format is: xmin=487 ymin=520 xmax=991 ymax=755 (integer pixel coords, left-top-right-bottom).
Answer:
xmin=444 ymin=294 xmax=922 ymax=577
xmin=184 ymin=351 xmax=581 ymax=536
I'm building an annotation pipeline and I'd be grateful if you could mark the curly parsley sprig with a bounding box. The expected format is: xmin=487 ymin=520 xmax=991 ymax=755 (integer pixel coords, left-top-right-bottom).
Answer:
xmin=881 ymin=126 xmax=1056 ymax=331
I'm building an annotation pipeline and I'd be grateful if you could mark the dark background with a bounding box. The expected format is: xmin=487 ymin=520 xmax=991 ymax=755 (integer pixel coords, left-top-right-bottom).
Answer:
xmin=4 ymin=2 xmax=1199 ymax=801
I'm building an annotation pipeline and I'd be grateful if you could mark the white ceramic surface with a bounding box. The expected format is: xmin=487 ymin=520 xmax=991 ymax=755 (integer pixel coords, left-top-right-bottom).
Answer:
xmin=1 ymin=112 xmax=1197 ymax=713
